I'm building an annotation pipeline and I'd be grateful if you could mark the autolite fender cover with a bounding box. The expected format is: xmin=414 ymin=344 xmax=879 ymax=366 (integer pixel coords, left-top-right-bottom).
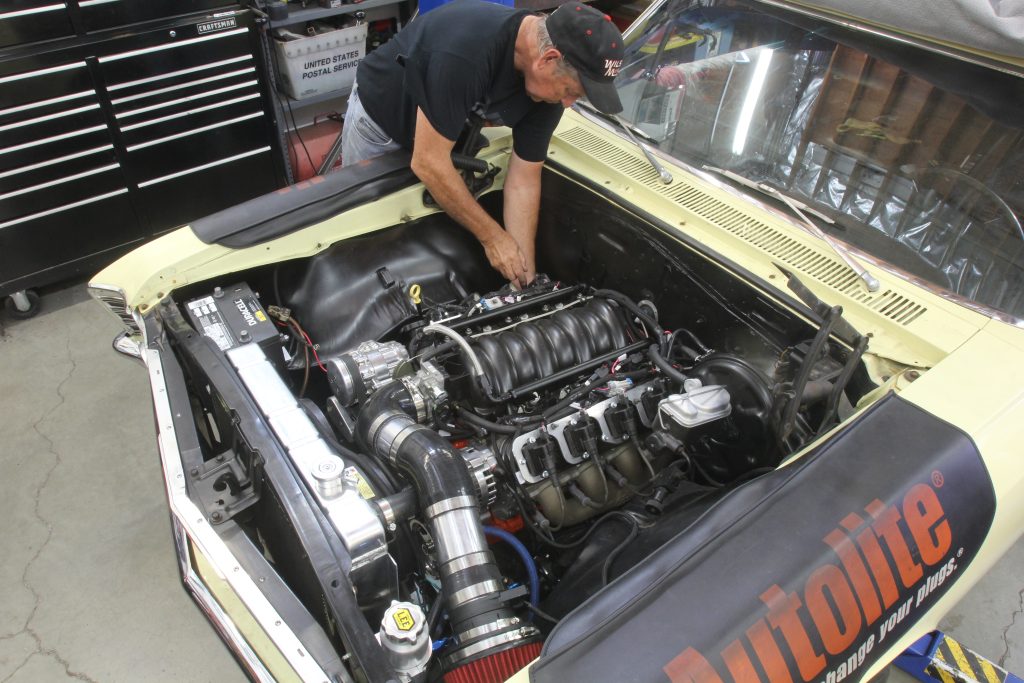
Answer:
xmin=530 ymin=394 xmax=995 ymax=683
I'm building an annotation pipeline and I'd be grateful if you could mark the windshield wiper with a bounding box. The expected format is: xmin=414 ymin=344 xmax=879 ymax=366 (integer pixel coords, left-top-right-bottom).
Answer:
xmin=703 ymin=165 xmax=880 ymax=292
xmin=575 ymin=100 xmax=673 ymax=184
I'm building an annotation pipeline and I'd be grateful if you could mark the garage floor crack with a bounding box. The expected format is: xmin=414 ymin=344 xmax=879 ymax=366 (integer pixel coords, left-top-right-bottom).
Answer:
xmin=999 ymin=586 xmax=1024 ymax=668
xmin=0 ymin=630 xmax=99 ymax=683
xmin=0 ymin=333 xmax=95 ymax=682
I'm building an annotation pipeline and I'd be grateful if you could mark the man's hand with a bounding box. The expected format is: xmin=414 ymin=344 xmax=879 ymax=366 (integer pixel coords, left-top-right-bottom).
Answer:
xmin=503 ymin=151 xmax=543 ymax=287
xmin=411 ymin=109 xmax=531 ymax=284
xmin=655 ymin=64 xmax=687 ymax=89
xmin=481 ymin=229 xmax=529 ymax=286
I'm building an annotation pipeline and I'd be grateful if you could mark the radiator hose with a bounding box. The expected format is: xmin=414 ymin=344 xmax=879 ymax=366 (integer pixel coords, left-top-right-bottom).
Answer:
xmin=355 ymin=382 xmax=539 ymax=670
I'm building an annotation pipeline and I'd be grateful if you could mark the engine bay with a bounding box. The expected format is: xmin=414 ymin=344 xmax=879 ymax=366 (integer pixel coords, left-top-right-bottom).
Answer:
xmin=163 ymin=184 xmax=874 ymax=682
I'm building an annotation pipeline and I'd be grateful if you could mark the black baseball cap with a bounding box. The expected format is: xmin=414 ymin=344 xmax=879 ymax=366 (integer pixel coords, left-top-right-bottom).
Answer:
xmin=546 ymin=3 xmax=625 ymax=114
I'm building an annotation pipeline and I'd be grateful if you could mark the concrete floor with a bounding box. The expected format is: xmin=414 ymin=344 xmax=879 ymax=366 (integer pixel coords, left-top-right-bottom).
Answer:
xmin=1 ymin=281 xmax=1021 ymax=682
xmin=0 ymin=283 xmax=245 ymax=683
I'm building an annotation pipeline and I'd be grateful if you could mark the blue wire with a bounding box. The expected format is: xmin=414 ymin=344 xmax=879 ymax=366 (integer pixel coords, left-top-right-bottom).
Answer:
xmin=483 ymin=526 xmax=540 ymax=609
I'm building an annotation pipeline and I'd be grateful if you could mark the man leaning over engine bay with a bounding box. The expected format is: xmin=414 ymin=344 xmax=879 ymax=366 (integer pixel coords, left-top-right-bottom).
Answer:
xmin=341 ymin=0 xmax=625 ymax=287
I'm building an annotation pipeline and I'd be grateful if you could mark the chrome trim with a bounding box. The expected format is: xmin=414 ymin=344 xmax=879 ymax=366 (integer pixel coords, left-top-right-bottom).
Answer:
xmin=135 ymin=147 xmax=269 ymax=188
xmin=0 ymin=103 xmax=100 ymax=132
xmin=99 ymin=28 xmax=248 ymax=63
xmin=110 ymin=67 xmax=256 ymax=105
xmin=116 ymin=80 xmax=258 ymax=119
xmin=147 ymin=348 xmax=330 ymax=682
xmin=0 ymin=124 xmax=107 ymax=156
xmin=0 ymin=90 xmax=93 ymax=118
xmin=0 ymin=188 xmax=127 ymax=231
xmin=119 ymin=93 xmax=260 ymax=132
xmin=88 ymin=283 xmax=141 ymax=336
xmin=439 ymin=551 xmax=492 ymax=578
xmin=0 ymin=145 xmax=112 ymax=180
xmin=424 ymin=495 xmax=476 ymax=519
xmin=112 ymin=330 xmax=144 ymax=362
xmin=456 ymin=617 xmax=520 ymax=644
xmin=79 ymin=0 xmax=120 ymax=6
xmin=0 ymin=163 xmax=119 ymax=201
xmin=125 ymin=112 xmax=263 ymax=152
xmin=0 ymin=4 xmax=65 ymax=20
xmin=448 ymin=580 xmax=503 ymax=608
xmin=620 ymin=0 xmax=663 ymax=42
xmin=107 ymin=55 xmax=252 ymax=91
xmin=0 ymin=62 xmax=84 ymax=85
xmin=178 ymin=531 xmax=275 ymax=682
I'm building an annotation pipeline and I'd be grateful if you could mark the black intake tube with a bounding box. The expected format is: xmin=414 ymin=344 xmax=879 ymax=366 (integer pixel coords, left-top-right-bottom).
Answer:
xmin=355 ymin=382 xmax=538 ymax=667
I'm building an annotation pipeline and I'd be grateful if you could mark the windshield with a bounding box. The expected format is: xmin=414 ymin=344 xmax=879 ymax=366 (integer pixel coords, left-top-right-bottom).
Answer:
xmin=614 ymin=0 xmax=1024 ymax=319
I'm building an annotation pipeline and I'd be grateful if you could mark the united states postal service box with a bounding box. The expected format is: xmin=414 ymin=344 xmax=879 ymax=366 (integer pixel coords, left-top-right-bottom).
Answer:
xmin=274 ymin=23 xmax=367 ymax=100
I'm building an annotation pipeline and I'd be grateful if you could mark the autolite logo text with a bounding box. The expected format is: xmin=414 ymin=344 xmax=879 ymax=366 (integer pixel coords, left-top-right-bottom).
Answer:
xmin=665 ymin=482 xmax=958 ymax=683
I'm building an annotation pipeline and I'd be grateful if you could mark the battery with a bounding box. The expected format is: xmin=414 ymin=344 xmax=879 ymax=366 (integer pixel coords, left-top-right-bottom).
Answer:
xmin=185 ymin=283 xmax=283 ymax=367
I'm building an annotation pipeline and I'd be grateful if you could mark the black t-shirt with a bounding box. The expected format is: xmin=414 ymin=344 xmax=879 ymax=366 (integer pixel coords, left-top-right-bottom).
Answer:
xmin=355 ymin=0 xmax=563 ymax=162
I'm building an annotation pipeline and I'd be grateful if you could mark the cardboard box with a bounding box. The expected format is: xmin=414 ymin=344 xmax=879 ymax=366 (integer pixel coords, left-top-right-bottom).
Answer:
xmin=274 ymin=23 xmax=367 ymax=100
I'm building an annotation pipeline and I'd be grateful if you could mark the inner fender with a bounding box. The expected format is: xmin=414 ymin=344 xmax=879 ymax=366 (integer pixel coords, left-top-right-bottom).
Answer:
xmin=283 ymin=218 xmax=502 ymax=358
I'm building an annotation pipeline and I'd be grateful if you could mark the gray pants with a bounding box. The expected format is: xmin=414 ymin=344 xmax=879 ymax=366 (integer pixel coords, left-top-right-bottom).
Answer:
xmin=341 ymin=81 xmax=402 ymax=166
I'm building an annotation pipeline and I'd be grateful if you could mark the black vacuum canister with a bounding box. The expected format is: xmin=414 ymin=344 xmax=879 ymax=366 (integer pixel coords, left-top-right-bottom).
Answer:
xmin=185 ymin=283 xmax=283 ymax=365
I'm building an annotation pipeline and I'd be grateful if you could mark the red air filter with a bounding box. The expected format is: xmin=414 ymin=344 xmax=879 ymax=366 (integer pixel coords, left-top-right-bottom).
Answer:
xmin=444 ymin=641 xmax=542 ymax=683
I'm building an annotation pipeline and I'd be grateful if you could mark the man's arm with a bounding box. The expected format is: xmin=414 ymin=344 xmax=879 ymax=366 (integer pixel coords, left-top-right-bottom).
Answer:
xmin=503 ymin=151 xmax=544 ymax=285
xmin=411 ymin=107 xmax=528 ymax=286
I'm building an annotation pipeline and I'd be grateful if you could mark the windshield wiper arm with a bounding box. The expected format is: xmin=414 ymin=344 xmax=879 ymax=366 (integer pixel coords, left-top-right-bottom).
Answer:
xmin=703 ymin=165 xmax=880 ymax=292
xmin=575 ymin=101 xmax=673 ymax=184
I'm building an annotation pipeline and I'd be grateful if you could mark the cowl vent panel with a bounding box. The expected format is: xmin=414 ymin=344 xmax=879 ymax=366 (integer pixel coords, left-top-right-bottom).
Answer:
xmin=558 ymin=126 xmax=928 ymax=327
